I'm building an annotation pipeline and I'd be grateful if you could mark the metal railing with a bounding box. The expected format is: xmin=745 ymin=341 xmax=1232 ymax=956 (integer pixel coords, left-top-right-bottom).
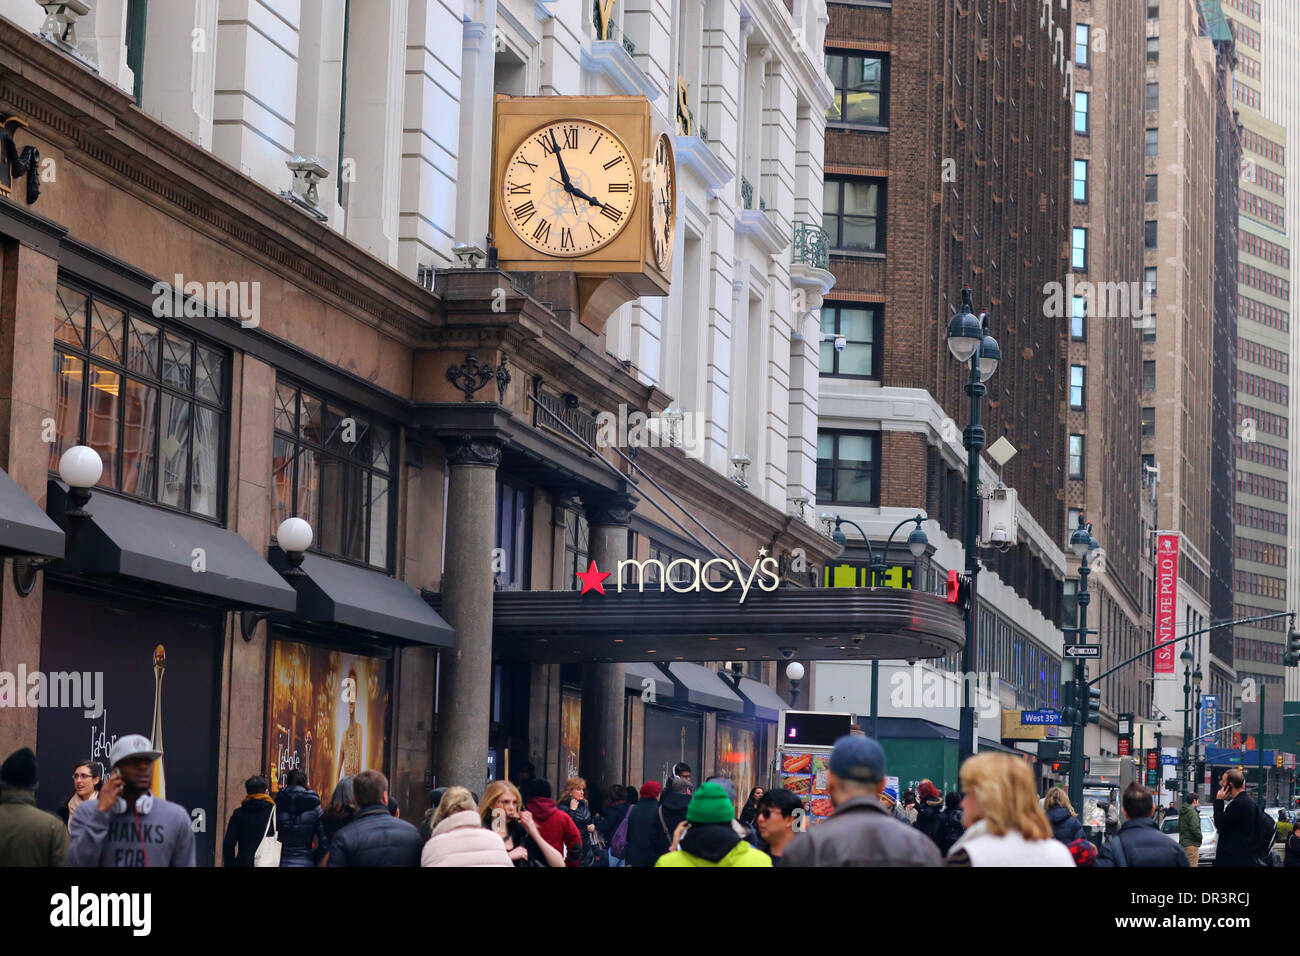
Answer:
xmin=792 ymin=221 xmax=830 ymax=269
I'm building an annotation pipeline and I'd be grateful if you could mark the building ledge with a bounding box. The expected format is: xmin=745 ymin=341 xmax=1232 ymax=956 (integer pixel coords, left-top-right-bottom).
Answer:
xmin=675 ymin=134 xmax=733 ymax=194
xmin=735 ymin=209 xmax=788 ymax=256
xmin=580 ymin=40 xmax=663 ymax=101
xmin=790 ymin=262 xmax=836 ymax=296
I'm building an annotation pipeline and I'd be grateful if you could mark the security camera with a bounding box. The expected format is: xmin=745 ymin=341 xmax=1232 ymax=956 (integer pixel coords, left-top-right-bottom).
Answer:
xmin=906 ymin=658 xmax=919 ymax=666
xmin=987 ymin=527 xmax=1011 ymax=552
xmin=779 ymin=646 xmax=796 ymax=660
xmin=834 ymin=335 xmax=847 ymax=352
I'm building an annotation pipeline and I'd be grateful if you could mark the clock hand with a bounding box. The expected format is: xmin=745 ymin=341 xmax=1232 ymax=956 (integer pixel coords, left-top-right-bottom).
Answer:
xmin=550 ymin=130 xmax=574 ymax=190
xmin=550 ymin=176 xmax=599 ymax=209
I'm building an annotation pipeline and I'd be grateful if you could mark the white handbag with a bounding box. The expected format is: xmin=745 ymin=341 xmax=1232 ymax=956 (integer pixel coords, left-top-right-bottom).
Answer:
xmin=253 ymin=805 xmax=282 ymax=868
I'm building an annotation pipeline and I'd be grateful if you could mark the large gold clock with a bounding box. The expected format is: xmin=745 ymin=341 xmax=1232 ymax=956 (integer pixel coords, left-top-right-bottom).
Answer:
xmin=649 ymin=133 xmax=675 ymax=273
xmin=501 ymin=119 xmax=638 ymax=257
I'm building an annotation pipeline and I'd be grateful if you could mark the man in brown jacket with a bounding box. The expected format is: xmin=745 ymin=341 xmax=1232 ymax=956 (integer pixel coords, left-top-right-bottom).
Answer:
xmin=781 ymin=735 xmax=942 ymax=867
xmin=0 ymin=747 xmax=69 ymax=866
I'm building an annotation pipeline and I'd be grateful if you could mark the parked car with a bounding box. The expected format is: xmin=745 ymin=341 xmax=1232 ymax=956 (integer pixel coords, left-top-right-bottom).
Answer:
xmin=1161 ymin=809 xmax=1217 ymax=864
xmin=1264 ymin=808 xmax=1290 ymax=843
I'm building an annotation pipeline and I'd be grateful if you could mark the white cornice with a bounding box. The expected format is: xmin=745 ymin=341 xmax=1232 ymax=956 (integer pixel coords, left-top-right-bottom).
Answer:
xmin=581 ymin=40 xmax=664 ymax=101
xmin=675 ymin=134 xmax=733 ymax=194
xmin=735 ymin=209 xmax=787 ymax=256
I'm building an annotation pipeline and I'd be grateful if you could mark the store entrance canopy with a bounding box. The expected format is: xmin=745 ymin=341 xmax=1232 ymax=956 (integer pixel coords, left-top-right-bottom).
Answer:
xmin=0 ymin=467 xmax=63 ymax=558
xmin=425 ymin=586 xmax=964 ymax=663
xmin=47 ymin=481 xmax=295 ymax=610
xmin=270 ymin=547 xmax=455 ymax=647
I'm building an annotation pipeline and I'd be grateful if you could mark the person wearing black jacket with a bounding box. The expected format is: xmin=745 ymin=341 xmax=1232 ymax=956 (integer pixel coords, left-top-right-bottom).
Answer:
xmin=221 ymin=775 xmax=276 ymax=867
xmin=326 ymin=770 xmax=422 ymax=867
xmin=1213 ymin=769 xmax=1260 ymax=867
xmin=625 ymin=781 xmax=668 ymax=866
xmin=595 ymin=782 xmax=630 ymax=844
xmin=913 ymin=780 xmax=945 ymax=846
xmin=559 ymin=777 xmax=598 ymax=864
xmin=1044 ymin=787 xmax=1083 ymax=844
xmin=275 ymin=770 xmax=326 ymax=867
xmin=936 ymin=791 xmax=965 ymax=856
xmin=1096 ymin=783 xmax=1189 ymax=868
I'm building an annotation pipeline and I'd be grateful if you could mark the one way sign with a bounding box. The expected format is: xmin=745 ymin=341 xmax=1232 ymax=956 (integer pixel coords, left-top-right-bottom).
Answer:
xmin=1064 ymin=644 xmax=1101 ymax=659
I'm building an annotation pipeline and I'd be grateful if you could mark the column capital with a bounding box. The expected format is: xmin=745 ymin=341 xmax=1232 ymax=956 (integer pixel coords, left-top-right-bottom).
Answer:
xmin=443 ymin=435 xmax=505 ymax=467
xmin=585 ymin=491 xmax=637 ymax=527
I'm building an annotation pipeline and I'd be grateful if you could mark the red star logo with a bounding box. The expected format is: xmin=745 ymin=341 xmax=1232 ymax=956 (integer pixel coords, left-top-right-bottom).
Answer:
xmin=575 ymin=560 xmax=610 ymax=595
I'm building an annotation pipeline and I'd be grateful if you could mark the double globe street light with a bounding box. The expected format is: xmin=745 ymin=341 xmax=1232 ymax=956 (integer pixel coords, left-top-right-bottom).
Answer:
xmin=946 ymin=288 xmax=1000 ymax=766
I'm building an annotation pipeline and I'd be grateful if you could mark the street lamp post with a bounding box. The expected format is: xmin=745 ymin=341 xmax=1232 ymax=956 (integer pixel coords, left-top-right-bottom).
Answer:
xmin=1067 ymin=513 xmax=1100 ymax=813
xmin=1194 ymin=679 xmax=1203 ymax=793
xmin=830 ymin=513 xmax=929 ymax=739
xmin=1179 ymin=648 xmax=1195 ymax=796
xmin=945 ymin=288 xmax=999 ymax=768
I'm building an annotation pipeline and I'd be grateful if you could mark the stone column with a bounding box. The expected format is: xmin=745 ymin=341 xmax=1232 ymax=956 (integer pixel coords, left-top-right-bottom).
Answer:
xmin=435 ymin=436 xmax=501 ymax=792
xmin=579 ymin=491 xmax=634 ymax=796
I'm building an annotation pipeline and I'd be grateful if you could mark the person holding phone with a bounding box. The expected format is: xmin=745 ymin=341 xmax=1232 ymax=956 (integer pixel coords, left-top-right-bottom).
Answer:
xmin=1212 ymin=769 xmax=1258 ymax=867
xmin=67 ymin=734 xmax=195 ymax=867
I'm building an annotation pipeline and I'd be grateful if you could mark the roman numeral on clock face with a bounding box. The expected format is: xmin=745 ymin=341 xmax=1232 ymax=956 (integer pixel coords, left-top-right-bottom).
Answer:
xmin=560 ymin=227 xmax=574 ymax=250
xmin=513 ymin=200 xmax=536 ymax=224
xmin=508 ymin=182 xmax=530 ymax=195
xmin=532 ymin=219 xmax=551 ymax=243
xmin=603 ymin=156 xmax=623 ymax=170
xmin=608 ymin=182 xmax=630 ymax=192
xmin=562 ymin=126 xmax=578 ymax=149
xmin=588 ymin=224 xmax=604 ymax=242
xmin=600 ymin=205 xmax=624 ymax=223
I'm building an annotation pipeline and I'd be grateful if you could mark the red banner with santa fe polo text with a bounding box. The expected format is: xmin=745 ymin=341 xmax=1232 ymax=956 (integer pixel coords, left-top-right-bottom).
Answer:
xmin=1154 ymin=534 xmax=1179 ymax=674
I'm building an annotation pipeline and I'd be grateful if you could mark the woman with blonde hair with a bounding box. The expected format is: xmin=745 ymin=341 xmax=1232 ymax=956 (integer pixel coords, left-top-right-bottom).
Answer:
xmin=479 ymin=780 xmax=563 ymax=867
xmin=1043 ymin=786 xmax=1083 ymax=844
xmin=558 ymin=776 xmax=599 ymax=866
xmin=946 ymin=753 xmax=1074 ymax=866
xmin=420 ymin=785 xmax=512 ymax=867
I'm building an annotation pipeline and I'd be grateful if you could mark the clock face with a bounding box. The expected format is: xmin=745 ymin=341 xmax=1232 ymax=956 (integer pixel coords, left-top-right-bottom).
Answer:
xmin=501 ymin=120 xmax=638 ymax=257
xmin=650 ymin=133 xmax=675 ymax=272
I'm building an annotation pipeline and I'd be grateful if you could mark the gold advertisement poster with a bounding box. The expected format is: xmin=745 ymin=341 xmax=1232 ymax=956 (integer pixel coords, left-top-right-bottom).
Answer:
xmin=266 ymin=636 xmax=391 ymax=795
xmin=561 ymin=691 xmax=581 ymax=782
xmin=715 ymin=722 xmax=755 ymax=815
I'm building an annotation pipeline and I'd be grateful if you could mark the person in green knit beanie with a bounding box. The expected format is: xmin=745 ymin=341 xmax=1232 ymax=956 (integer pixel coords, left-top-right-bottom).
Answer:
xmin=654 ymin=782 xmax=773 ymax=867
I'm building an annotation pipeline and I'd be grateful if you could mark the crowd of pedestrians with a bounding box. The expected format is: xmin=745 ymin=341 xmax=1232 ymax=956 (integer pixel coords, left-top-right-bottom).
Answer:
xmin=1 ymin=734 xmax=1297 ymax=868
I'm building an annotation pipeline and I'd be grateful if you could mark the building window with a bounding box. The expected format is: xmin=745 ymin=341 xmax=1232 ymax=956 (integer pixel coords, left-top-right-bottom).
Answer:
xmin=1074 ymin=91 xmax=1090 ymax=134
xmin=272 ymin=379 xmax=395 ymax=569
xmin=1145 ymin=220 xmax=1158 ymax=249
xmin=1144 ymin=266 xmax=1157 ymax=299
xmin=819 ymin=303 xmax=882 ymax=377
xmin=1071 ymin=295 xmax=1087 ymax=339
xmin=1145 ymin=82 xmax=1159 ymax=113
xmin=1066 ymin=508 xmax=1084 ymax=549
xmin=1146 ymin=37 xmax=1159 ymax=62
xmin=1073 ymin=159 xmax=1088 ymax=202
xmin=52 ymin=282 xmax=228 ymax=519
xmin=564 ymin=509 xmax=590 ymax=590
xmin=1145 ymin=174 xmax=1158 ymax=203
xmin=1141 ymin=407 xmax=1155 ymax=438
xmin=1148 ymin=2 xmax=1159 ymax=18
xmin=1143 ymin=360 xmax=1156 ymax=391
xmin=824 ymin=177 xmax=885 ymax=253
xmin=1145 ymin=128 xmax=1158 ymax=157
xmin=126 ymin=0 xmax=147 ymax=106
xmin=817 ymin=431 xmax=880 ymax=505
xmin=649 ymin=539 xmax=693 ymax=585
xmin=1075 ymin=24 xmax=1090 ymax=66
xmin=825 ymin=52 xmax=887 ymax=126
xmin=1072 ymin=227 xmax=1088 ymax=270
xmin=495 ymin=478 xmax=532 ymax=590
xmin=1068 ymin=434 xmax=1085 ymax=479
xmin=1069 ymin=365 xmax=1085 ymax=409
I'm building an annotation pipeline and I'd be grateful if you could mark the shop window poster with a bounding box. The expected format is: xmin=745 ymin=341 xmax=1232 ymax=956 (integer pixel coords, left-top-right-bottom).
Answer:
xmin=715 ymin=722 xmax=755 ymax=816
xmin=560 ymin=691 xmax=581 ymax=782
xmin=266 ymin=637 xmax=391 ymax=797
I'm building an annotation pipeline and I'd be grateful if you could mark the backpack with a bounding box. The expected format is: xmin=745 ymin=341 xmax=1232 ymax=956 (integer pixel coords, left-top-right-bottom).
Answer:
xmin=1251 ymin=806 xmax=1278 ymax=865
xmin=610 ymin=810 xmax=631 ymax=859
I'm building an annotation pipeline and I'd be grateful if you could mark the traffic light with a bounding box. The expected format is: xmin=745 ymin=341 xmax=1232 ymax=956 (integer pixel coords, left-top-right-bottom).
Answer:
xmin=945 ymin=570 xmax=971 ymax=610
xmin=1061 ymin=681 xmax=1079 ymax=725
xmin=1087 ymin=685 xmax=1101 ymax=724
xmin=1285 ymin=630 xmax=1300 ymax=667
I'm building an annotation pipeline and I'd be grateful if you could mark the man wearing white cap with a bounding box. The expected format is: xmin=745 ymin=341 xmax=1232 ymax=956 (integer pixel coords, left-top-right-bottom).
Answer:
xmin=68 ymin=734 xmax=195 ymax=867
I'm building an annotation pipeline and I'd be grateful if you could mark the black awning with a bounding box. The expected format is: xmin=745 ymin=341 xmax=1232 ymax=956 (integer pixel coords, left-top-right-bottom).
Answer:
xmin=0 ymin=467 xmax=63 ymax=558
xmin=665 ymin=662 xmax=744 ymax=712
xmin=625 ymin=661 xmax=669 ymax=695
xmin=48 ymin=481 xmax=295 ymax=610
xmin=269 ymin=546 xmax=455 ymax=647
xmin=733 ymin=676 xmax=788 ymax=722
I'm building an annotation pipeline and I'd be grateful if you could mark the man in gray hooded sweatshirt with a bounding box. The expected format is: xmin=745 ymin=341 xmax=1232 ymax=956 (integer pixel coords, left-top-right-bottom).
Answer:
xmin=68 ymin=735 xmax=195 ymax=867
